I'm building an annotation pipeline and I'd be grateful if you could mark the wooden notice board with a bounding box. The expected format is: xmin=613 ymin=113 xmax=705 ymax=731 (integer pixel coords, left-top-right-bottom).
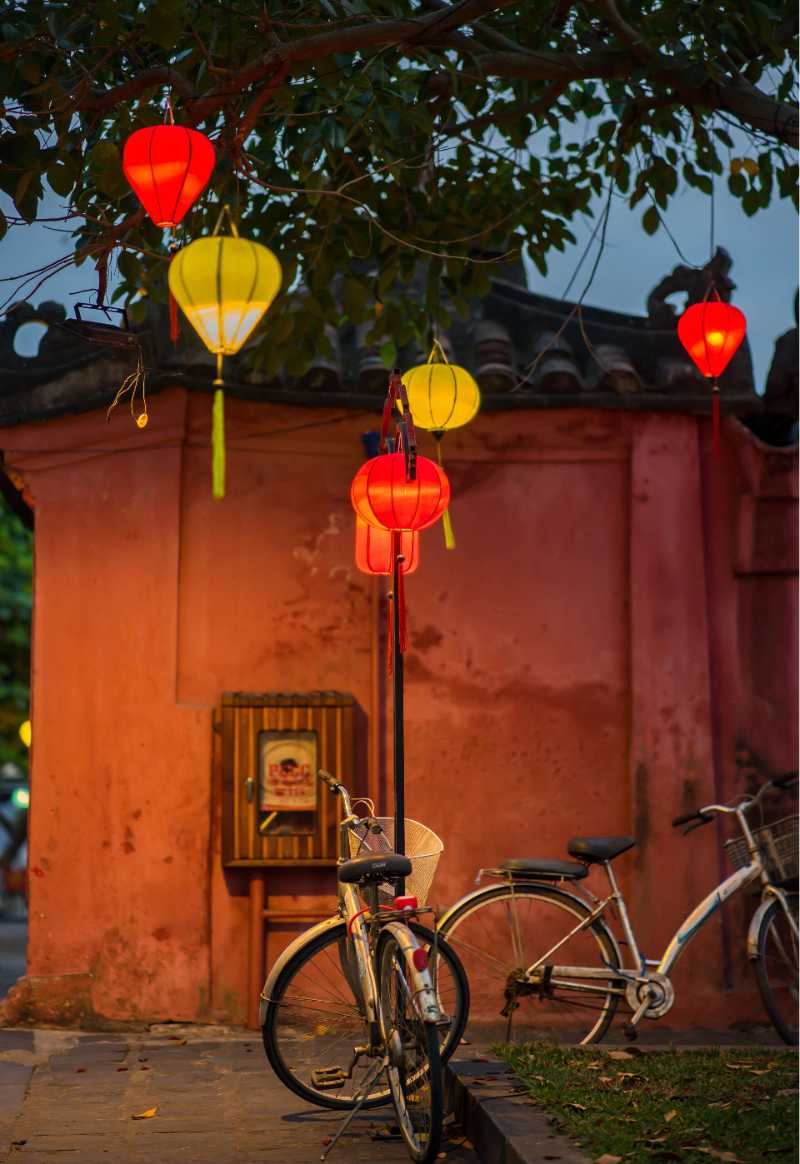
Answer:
xmin=220 ymin=691 xmax=355 ymax=867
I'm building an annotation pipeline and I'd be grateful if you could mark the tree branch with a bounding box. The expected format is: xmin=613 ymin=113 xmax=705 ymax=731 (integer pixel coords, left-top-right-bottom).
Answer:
xmin=81 ymin=66 xmax=195 ymax=113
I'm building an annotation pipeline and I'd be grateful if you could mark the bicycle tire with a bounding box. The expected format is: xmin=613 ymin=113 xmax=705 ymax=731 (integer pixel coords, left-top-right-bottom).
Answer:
xmin=439 ymin=881 xmax=621 ymax=1044
xmin=753 ymin=893 xmax=798 ymax=1045
xmin=262 ymin=919 xmax=467 ymax=1110
xmin=379 ymin=929 xmax=443 ymax=1164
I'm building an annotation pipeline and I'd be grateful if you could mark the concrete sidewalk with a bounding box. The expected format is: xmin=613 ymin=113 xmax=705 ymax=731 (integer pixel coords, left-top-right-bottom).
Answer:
xmin=0 ymin=1027 xmax=481 ymax=1164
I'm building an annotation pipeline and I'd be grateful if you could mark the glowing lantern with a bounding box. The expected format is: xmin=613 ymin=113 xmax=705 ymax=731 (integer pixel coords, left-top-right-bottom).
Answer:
xmin=169 ymin=209 xmax=282 ymax=498
xmin=350 ymin=452 xmax=450 ymax=532
xmin=677 ymin=296 xmax=746 ymax=456
xmin=355 ymin=517 xmax=419 ymax=575
xmin=402 ymin=349 xmax=480 ymax=432
xmin=123 ymin=125 xmax=215 ymax=228
xmin=401 ymin=341 xmax=480 ymax=549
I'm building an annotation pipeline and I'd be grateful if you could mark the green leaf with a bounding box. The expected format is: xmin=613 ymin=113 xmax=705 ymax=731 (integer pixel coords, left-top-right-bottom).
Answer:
xmin=341 ymin=276 xmax=367 ymax=323
xmin=379 ymin=339 xmax=397 ymax=368
xmin=46 ymin=163 xmax=74 ymax=197
xmin=642 ymin=205 xmax=660 ymax=235
xmin=87 ymin=140 xmax=124 ymax=198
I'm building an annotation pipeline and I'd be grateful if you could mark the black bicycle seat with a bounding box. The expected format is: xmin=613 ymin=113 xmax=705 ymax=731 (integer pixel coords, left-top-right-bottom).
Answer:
xmin=337 ymin=854 xmax=412 ymax=884
xmin=567 ymin=836 xmax=635 ymax=863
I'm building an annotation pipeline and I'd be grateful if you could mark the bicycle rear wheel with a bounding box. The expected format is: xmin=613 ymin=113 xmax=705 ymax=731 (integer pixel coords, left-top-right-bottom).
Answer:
xmin=753 ymin=893 xmax=798 ymax=1045
xmin=439 ymin=881 xmax=621 ymax=1044
xmin=379 ymin=930 xmax=442 ymax=1164
xmin=262 ymin=920 xmax=466 ymax=1110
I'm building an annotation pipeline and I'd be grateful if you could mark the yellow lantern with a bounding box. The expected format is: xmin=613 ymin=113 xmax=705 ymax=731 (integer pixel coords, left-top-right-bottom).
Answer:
xmin=169 ymin=207 xmax=282 ymax=499
xmin=401 ymin=340 xmax=481 ymax=549
xmin=401 ymin=347 xmax=481 ymax=433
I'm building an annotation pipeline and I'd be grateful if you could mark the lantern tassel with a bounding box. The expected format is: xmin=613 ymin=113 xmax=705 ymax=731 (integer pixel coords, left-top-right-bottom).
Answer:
xmin=711 ymin=382 xmax=721 ymax=459
xmin=442 ymin=506 xmax=456 ymax=550
xmin=168 ymin=242 xmax=180 ymax=344
xmin=212 ymin=353 xmax=226 ymax=500
xmin=434 ymin=434 xmax=456 ymax=550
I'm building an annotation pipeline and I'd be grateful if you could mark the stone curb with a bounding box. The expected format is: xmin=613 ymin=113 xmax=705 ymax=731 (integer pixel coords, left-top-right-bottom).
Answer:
xmin=445 ymin=1060 xmax=591 ymax=1164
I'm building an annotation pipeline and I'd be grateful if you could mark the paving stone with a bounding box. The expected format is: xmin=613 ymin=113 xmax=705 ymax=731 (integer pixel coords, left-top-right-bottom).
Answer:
xmin=0 ymin=1029 xmax=482 ymax=1164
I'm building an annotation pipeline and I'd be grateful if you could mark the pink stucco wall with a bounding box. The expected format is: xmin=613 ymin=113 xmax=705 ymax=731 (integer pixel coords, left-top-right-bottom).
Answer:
xmin=1 ymin=385 xmax=796 ymax=1027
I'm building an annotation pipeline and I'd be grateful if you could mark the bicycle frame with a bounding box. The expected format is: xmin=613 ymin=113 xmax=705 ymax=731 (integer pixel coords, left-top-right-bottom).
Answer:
xmin=514 ymin=792 xmax=797 ymax=994
xmin=259 ymin=775 xmax=443 ymax=1030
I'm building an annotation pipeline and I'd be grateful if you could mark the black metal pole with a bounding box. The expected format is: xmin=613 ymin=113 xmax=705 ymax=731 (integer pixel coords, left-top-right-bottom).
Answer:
xmin=391 ymin=532 xmax=405 ymax=888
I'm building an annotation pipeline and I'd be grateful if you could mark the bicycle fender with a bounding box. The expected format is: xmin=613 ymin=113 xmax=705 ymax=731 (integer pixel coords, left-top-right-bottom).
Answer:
xmin=381 ymin=921 xmax=443 ymax=1023
xmin=259 ymin=914 xmax=343 ymax=1026
xmin=746 ymin=891 xmax=792 ymax=961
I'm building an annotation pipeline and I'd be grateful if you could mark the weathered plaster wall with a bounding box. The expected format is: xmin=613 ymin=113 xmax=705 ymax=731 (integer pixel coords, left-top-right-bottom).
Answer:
xmin=0 ymin=386 xmax=795 ymax=1028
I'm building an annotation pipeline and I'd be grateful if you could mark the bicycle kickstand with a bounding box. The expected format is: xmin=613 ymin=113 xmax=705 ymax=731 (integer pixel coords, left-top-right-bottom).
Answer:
xmin=320 ymin=1056 xmax=387 ymax=1162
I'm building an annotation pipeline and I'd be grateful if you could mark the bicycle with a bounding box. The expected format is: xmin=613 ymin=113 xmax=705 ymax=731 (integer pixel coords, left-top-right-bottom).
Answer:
xmin=438 ymin=771 xmax=798 ymax=1045
xmin=260 ymin=769 xmax=469 ymax=1162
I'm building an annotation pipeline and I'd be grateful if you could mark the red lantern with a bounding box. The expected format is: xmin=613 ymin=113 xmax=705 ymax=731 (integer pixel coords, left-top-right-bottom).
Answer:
xmin=677 ymin=300 xmax=746 ymax=379
xmin=355 ymin=518 xmax=419 ymax=575
xmin=123 ymin=125 xmax=215 ymax=228
xmin=350 ymin=452 xmax=450 ymax=532
xmin=677 ymin=297 xmax=746 ymax=457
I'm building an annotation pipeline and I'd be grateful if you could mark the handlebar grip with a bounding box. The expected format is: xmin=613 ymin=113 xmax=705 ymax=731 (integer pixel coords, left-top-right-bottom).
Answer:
xmin=773 ymin=771 xmax=798 ymax=790
xmin=671 ymin=809 xmax=712 ymax=828
xmin=318 ymin=768 xmax=340 ymax=791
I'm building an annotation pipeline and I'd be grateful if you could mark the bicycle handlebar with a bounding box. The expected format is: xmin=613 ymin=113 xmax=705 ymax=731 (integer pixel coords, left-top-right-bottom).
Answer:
xmin=672 ymin=771 xmax=798 ymax=831
xmin=671 ymin=809 xmax=713 ymax=829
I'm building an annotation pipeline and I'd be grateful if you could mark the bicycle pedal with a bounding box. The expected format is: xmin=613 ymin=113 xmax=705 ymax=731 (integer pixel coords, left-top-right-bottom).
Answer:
xmin=311 ymin=1066 xmax=349 ymax=1088
xmin=622 ymin=1023 xmax=638 ymax=1041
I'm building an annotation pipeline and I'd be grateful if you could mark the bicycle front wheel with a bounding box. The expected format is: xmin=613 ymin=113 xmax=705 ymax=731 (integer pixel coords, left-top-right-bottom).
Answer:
xmin=439 ymin=881 xmax=621 ymax=1044
xmin=262 ymin=920 xmax=466 ymax=1110
xmin=753 ymin=893 xmax=798 ymax=1045
xmin=379 ymin=930 xmax=442 ymax=1164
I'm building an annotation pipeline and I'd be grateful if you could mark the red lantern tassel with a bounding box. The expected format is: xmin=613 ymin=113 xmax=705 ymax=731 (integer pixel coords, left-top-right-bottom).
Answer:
xmin=168 ymin=242 xmax=180 ymax=345
xmin=386 ymin=591 xmax=394 ymax=676
xmin=711 ymin=382 xmax=721 ymax=458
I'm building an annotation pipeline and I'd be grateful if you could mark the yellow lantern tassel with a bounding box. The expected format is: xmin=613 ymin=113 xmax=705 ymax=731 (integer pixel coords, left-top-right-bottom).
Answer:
xmin=434 ymin=433 xmax=456 ymax=550
xmin=212 ymin=352 xmax=226 ymax=500
xmin=442 ymin=505 xmax=456 ymax=550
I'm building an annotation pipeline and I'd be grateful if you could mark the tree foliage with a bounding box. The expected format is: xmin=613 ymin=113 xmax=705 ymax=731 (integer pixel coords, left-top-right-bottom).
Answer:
xmin=0 ymin=0 xmax=797 ymax=375
xmin=0 ymin=500 xmax=31 ymax=771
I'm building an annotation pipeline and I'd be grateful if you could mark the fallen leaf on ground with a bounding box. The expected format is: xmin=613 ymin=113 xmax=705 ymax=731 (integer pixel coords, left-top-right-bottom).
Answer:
xmin=131 ymin=1107 xmax=158 ymax=1120
xmin=595 ymin=1155 xmax=623 ymax=1164
xmin=664 ymin=1110 xmax=678 ymax=1122
xmin=167 ymin=1037 xmax=188 ymax=1045
xmin=607 ymin=1050 xmax=634 ymax=1061
xmin=775 ymin=1089 xmax=798 ymax=1097
xmin=694 ymin=1150 xmax=743 ymax=1163
xmin=708 ymin=1101 xmax=733 ymax=1110
xmin=565 ymin=1102 xmax=587 ymax=1112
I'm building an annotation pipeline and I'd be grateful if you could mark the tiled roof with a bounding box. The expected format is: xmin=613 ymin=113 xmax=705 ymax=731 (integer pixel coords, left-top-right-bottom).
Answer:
xmin=0 ymin=248 xmax=795 ymax=435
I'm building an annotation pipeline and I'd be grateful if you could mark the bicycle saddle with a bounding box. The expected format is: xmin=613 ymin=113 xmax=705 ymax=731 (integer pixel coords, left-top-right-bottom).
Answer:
xmin=337 ymin=853 xmax=413 ymax=884
xmin=567 ymin=836 xmax=635 ymax=862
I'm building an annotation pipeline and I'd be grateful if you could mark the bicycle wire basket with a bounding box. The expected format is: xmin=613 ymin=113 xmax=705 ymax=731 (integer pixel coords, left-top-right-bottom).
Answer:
xmin=724 ymin=815 xmax=798 ymax=884
xmin=347 ymin=817 xmax=443 ymax=904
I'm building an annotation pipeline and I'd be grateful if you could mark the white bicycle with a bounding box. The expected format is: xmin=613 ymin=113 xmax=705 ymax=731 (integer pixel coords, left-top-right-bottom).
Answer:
xmin=438 ymin=772 xmax=798 ymax=1044
xmin=260 ymin=771 xmax=469 ymax=1162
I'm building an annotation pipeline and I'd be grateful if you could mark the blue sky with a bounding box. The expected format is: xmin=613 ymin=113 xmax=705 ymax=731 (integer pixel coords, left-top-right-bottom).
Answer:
xmin=1 ymin=171 xmax=797 ymax=388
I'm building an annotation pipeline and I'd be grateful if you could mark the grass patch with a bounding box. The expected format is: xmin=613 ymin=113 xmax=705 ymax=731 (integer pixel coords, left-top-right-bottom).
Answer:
xmin=495 ymin=1042 xmax=797 ymax=1163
